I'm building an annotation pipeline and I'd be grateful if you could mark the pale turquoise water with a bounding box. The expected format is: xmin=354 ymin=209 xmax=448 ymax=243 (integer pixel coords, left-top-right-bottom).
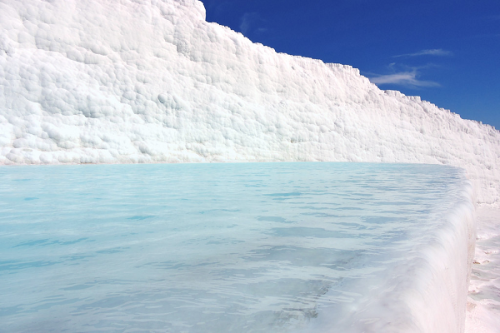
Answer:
xmin=0 ymin=163 xmax=468 ymax=332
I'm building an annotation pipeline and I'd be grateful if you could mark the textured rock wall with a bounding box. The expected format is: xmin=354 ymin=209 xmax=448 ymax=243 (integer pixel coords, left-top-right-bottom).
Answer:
xmin=0 ymin=0 xmax=499 ymax=204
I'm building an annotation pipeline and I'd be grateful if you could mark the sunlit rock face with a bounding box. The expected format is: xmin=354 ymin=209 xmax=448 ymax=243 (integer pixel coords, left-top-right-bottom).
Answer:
xmin=0 ymin=0 xmax=499 ymax=204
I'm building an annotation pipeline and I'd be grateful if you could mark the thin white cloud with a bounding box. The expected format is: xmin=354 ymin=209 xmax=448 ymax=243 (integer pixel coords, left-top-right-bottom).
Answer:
xmin=393 ymin=49 xmax=453 ymax=58
xmin=240 ymin=12 xmax=262 ymax=35
xmin=369 ymin=71 xmax=440 ymax=88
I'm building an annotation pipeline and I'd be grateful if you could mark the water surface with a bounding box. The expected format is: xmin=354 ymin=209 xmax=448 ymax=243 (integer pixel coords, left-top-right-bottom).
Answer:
xmin=0 ymin=162 xmax=468 ymax=332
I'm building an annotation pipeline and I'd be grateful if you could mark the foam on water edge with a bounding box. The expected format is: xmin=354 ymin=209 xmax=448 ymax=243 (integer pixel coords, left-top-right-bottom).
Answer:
xmin=0 ymin=162 xmax=475 ymax=332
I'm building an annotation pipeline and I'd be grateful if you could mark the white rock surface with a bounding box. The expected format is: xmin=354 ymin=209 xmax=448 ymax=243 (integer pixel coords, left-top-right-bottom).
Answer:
xmin=465 ymin=207 xmax=500 ymax=333
xmin=0 ymin=0 xmax=499 ymax=205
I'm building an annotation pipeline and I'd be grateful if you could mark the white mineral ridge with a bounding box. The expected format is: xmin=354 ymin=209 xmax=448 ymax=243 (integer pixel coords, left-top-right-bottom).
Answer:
xmin=0 ymin=0 xmax=499 ymax=205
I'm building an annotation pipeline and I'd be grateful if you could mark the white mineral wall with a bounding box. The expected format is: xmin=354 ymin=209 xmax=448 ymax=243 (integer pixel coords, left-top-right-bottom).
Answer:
xmin=0 ymin=0 xmax=499 ymax=205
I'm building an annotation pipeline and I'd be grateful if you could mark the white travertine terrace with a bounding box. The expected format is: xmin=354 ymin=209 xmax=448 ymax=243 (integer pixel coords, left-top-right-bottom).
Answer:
xmin=0 ymin=0 xmax=499 ymax=205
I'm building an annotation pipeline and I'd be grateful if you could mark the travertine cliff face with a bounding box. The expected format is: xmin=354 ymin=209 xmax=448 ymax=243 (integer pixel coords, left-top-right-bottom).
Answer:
xmin=1 ymin=0 xmax=499 ymax=204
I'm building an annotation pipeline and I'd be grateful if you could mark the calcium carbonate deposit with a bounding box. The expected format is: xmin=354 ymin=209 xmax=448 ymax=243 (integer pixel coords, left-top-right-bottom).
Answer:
xmin=0 ymin=0 xmax=499 ymax=205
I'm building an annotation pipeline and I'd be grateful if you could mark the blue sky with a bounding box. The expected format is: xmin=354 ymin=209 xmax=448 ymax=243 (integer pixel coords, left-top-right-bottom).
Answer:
xmin=200 ymin=0 xmax=500 ymax=129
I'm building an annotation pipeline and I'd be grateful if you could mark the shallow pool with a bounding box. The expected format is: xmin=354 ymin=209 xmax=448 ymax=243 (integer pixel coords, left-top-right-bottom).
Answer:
xmin=0 ymin=163 xmax=474 ymax=332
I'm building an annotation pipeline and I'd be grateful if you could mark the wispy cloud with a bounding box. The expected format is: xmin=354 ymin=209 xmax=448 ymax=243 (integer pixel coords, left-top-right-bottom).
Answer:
xmin=393 ymin=49 xmax=453 ymax=58
xmin=239 ymin=12 xmax=266 ymax=35
xmin=369 ymin=70 xmax=440 ymax=88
